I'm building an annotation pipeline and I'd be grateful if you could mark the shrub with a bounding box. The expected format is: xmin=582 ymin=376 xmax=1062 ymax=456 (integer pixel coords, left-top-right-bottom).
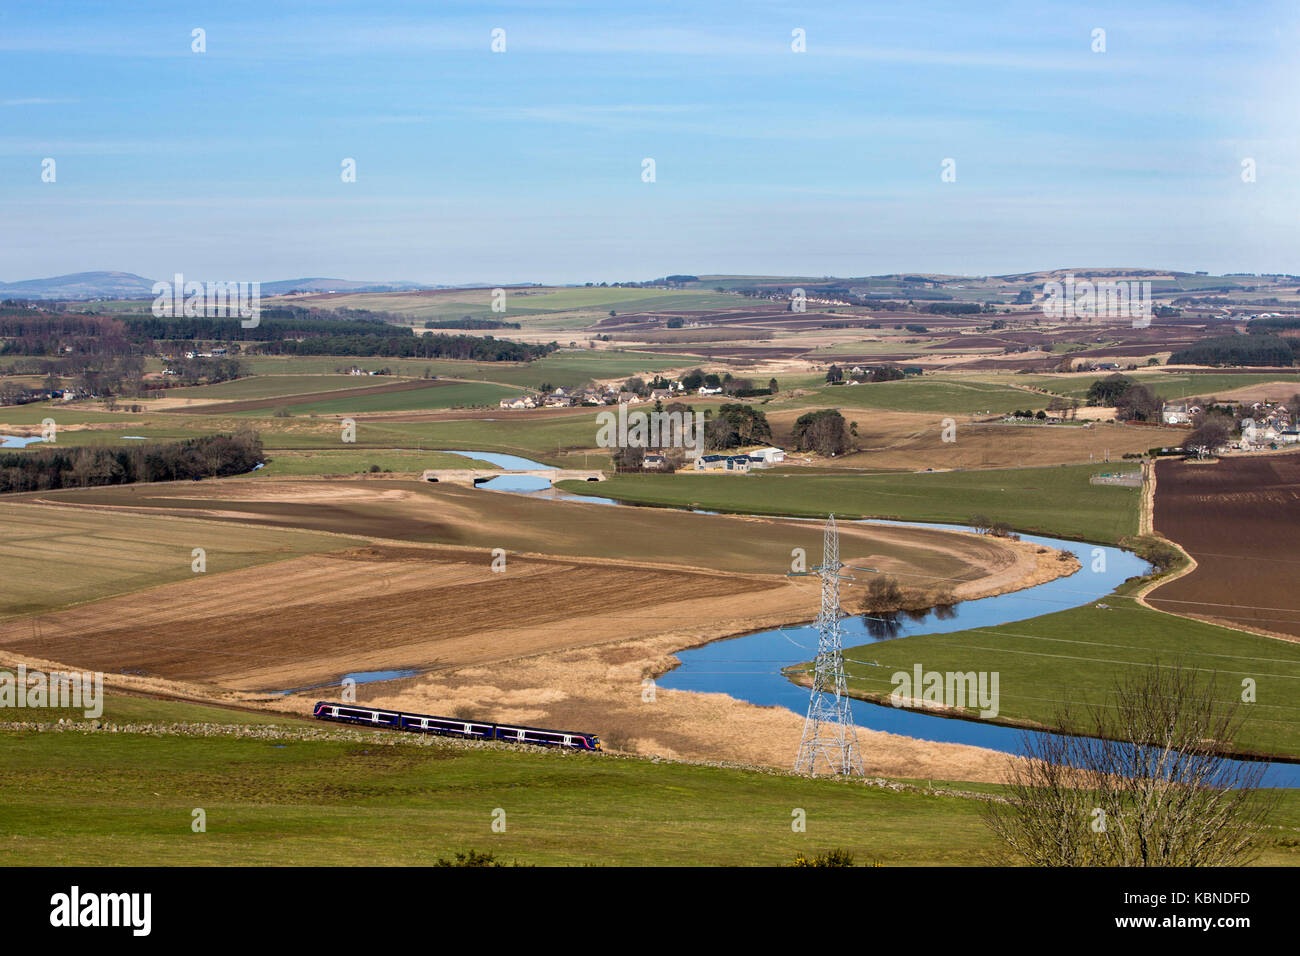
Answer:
xmin=790 ymin=848 xmax=856 ymax=867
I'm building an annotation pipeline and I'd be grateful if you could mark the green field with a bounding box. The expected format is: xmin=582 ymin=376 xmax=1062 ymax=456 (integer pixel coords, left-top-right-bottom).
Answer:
xmin=837 ymin=600 xmax=1300 ymax=760
xmin=28 ymin=412 xmax=608 ymax=462
xmin=1010 ymin=371 xmax=1300 ymax=401
xmin=0 ymin=698 xmax=987 ymax=866
xmin=0 ymin=502 xmax=351 ymax=618
xmin=560 ymin=463 xmax=1141 ymax=544
xmin=243 ymin=350 xmax=701 ymax=390
xmin=791 ymin=378 xmax=1042 ymax=414
xmin=2 ymin=695 xmax=1296 ymax=865
xmin=153 ymin=374 xmax=401 ymax=402
xmin=270 ymin=381 xmax=523 ymax=415
xmin=0 ymin=730 xmax=980 ymax=866
xmin=0 ymin=407 xmax=610 ymax=464
xmin=0 ymin=403 xmax=141 ymax=426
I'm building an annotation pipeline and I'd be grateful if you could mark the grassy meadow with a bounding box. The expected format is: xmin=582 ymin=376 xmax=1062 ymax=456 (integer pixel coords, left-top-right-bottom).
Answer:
xmin=789 ymin=378 xmax=1043 ymax=414
xmin=560 ymin=463 xmax=1143 ymax=544
xmin=838 ymin=599 xmax=1300 ymax=760
xmin=2 ymin=696 xmax=1297 ymax=866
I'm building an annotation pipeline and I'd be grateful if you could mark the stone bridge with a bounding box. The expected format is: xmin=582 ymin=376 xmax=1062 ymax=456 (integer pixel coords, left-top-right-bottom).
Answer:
xmin=420 ymin=468 xmax=605 ymax=484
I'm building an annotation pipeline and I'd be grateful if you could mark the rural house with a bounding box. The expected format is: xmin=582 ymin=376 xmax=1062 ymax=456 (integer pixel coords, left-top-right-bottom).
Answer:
xmin=1161 ymin=402 xmax=1198 ymax=425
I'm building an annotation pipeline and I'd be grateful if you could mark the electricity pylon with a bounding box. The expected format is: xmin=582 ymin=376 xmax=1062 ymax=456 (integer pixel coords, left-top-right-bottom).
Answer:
xmin=792 ymin=514 xmax=864 ymax=776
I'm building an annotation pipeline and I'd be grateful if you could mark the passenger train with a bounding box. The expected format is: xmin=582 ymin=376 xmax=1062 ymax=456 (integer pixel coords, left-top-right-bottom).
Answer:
xmin=312 ymin=701 xmax=602 ymax=751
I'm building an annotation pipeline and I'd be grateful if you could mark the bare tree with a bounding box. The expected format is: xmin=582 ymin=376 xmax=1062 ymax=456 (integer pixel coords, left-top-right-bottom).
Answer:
xmin=984 ymin=664 xmax=1275 ymax=866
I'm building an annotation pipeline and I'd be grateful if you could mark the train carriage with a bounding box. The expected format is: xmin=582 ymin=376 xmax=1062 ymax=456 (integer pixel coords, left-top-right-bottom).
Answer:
xmin=312 ymin=701 xmax=600 ymax=751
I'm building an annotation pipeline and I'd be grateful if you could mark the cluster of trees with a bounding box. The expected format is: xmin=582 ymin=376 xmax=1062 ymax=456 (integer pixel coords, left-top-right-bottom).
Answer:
xmin=1250 ymin=316 xmax=1300 ymax=334
xmin=680 ymin=368 xmax=722 ymax=391
xmin=0 ymin=312 xmax=131 ymax=357
xmin=166 ymin=356 xmax=246 ymax=386
xmin=117 ymin=312 xmax=398 ymax=342
xmin=0 ymin=381 xmax=47 ymax=405
xmin=1115 ymin=385 xmax=1161 ymax=422
xmin=423 ymin=317 xmax=521 ymax=330
xmin=2 ymin=305 xmax=554 ymax=365
xmin=792 ymin=408 xmax=850 ymax=456
xmin=1118 ymin=534 xmax=1184 ymax=574
xmin=1044 ymin=395 xmax=1082 ymax=419
xmin=704 ymin=404 xmax=772 ymax=450
xmin=969 ymin=514 xmax=1017 ymax=537
xmin=0 ymin=431 xmax=264 ymax=493
xmin=672 ymin=368 xmax=775 ymax=396
xmin=1082 ymin=374 xmax=1163 ymax=422
xmin=925 ymin=303 xmax=983 ymax=315
xmin=1084 ymin=374 xmax=1135 ymax=405
xmin=65 ymin=355 xmax=149 ymax=399
xmin=1168 ymin=334 xmax=1296 ymax=367
xmin=0 ymin=353 xmax=246 ymax=407
xmin=867 ymin=365 xmax=905 ymax=382
xmin=256 ymin=333 xmax=555 ymax=361
xmin=1186 ymin=413 xmax=1235 ymax=453
xmin=827 ymin=364 xmax=906 ymax=384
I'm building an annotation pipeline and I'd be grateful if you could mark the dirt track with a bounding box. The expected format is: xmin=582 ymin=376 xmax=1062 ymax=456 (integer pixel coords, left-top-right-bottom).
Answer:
xmin=1149 ymin=453 xmax=1300 ymax=639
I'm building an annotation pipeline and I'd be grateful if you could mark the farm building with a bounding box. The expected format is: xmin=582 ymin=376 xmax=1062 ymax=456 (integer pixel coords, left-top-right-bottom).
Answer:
xmin=694 ymin=454 xmax=753 ymax=473
xmin=1161 ymin=402 xmax=1198 ymax=425
xmin=748 ymin=447 xmax=786 ymax=465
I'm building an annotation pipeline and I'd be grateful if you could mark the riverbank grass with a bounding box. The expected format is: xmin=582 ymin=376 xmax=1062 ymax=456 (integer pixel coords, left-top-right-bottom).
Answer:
xmin=838 ymin=599 xmax=1300 ymax=760
xmin=559 ymin=463 xmax=1141 ymax=544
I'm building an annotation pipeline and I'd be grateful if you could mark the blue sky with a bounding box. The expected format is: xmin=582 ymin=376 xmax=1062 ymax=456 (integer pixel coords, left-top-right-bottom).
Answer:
xmin=2 ymin=0 xmax=1297 ymax=283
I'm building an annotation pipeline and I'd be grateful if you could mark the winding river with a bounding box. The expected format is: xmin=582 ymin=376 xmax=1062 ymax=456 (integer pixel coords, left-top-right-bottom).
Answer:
xmin=443 ymin=451 xmax=1299 ymax=786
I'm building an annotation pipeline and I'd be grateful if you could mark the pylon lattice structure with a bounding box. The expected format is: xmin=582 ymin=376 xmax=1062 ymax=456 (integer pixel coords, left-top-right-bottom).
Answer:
xmin=793 ymin=514 xmax=864 ymax=776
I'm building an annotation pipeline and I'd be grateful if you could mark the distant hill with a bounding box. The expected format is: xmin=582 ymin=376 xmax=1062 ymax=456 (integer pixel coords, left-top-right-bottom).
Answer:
xmin=0 ymin=272 xmax=434 ymax=301
xmin=259 ymin=278 xmax=430 ymax=295
xmin=0 ymin=271 xmax=158 ymax=300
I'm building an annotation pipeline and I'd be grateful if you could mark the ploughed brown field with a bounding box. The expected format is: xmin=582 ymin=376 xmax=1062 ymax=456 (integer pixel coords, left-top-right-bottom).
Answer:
xmin=0 ymin=544 xmax=789 ymax=690
xmin=1149 ymin=453 xmax=1300 ymax=639
xmin=2 ymin=478 xmax=1050 ymax=693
